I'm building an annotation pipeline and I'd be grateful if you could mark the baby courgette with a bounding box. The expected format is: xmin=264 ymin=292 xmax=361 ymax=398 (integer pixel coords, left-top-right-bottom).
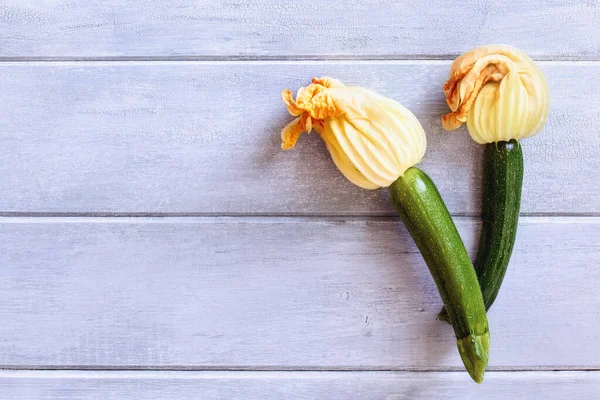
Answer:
xmin=438 ymin=140 xmax=523 ymax=321
xmin=390 ymin=167 xmax=489 ymax=383
xmin=280 ymin=76 xmax=491 ymax=383
xmin=440 ymin=45 xmax=549 ymax=322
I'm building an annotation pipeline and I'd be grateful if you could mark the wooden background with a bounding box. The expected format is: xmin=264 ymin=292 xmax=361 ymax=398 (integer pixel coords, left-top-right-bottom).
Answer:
xmin=1 ymin=1 xmax=599 ymax=398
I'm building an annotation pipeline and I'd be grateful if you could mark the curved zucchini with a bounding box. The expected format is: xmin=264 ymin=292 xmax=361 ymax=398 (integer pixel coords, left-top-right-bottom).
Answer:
xmin=389 ymin=167 xmax=489 ymax=383
xmin=438 ymin=139 xmax=523 ymax=321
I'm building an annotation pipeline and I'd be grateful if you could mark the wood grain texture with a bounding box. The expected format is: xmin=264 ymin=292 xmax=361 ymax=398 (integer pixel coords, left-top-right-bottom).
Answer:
xmin=1 ymin=1 xmax=599 ymax=59
xmin=1 ymin=217 xmax=598 ymax=368
xmin=3 ymin=1 xmax=597 ymax=396
xmin=1 ymin=371 xmax=599 ymax=400
xmin=1 ymin=61 xmax=598 ymax=215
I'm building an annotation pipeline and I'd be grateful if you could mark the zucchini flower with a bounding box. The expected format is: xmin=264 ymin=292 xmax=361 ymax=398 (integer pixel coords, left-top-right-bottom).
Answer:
xmin=280 ymin=77 xmax=489 ymax=383
xmin=281 ymin=77 xmax=426 ymax=189
xmin=438 ymin=45 xmax=550 ymax=323
xmin=442 ymin=44 xmax=549 ymax=144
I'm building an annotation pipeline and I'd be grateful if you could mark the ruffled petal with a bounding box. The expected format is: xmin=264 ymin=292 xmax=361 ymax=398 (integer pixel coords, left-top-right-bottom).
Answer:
xmin=281 ymin=114 xmax=311 ymax=150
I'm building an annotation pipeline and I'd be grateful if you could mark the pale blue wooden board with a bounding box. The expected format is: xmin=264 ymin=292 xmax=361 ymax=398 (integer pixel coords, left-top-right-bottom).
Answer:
xmin=1 ymin=1 xmax=599 ymax=59
xmin=1 ymin=217 xmax=598 ymax=368
xmin=0 ymin=61 xmax=598 ymax=215
xmin=1 ymin=371 xmax=599 ymax=400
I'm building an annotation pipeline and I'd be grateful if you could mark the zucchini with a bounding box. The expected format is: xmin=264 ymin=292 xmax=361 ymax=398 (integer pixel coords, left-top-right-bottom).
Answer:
xmin=390 ymin=167 xmax=489 ymax=383
xmin=438 ymin=139 xmax=523 ymax=321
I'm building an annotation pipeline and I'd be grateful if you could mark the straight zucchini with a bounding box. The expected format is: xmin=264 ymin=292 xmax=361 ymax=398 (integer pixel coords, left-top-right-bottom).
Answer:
xmin=440 ymin=44 xmax=550 ymax=323
xmin=438 ymin=140 xmax=523 ymax=320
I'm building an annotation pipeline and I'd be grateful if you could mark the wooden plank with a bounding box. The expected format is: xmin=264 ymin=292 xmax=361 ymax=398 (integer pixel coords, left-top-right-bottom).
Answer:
xmin=1 ymin=1 xmax=599 ymax=59
xmin=0 ymin=61 xmax=598 ymax=215
xmin=0 ymin=216 xmax=598 ymax=368
xmin=0 ymin=370 xmax=599 ymax=400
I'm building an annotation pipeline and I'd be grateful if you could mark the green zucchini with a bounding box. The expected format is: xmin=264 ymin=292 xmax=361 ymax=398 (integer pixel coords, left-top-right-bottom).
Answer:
xmin=438 ymin=139 xmax=523 ymax=321
xmin=389 ymin=167 xmax=489 ymax=383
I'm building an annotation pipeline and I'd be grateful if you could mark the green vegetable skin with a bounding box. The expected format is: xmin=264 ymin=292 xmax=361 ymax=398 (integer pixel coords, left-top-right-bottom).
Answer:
xmin=389 ymin=167 xmax=489 ymax=383
xmin=438 ymin=140 xmax=523 ymax=321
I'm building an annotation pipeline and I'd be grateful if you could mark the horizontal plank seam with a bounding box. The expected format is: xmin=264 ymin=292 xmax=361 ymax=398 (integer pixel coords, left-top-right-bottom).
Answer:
xmin=0 ymin=213 xmax=598 ymax=220
xmin=0 ymin=370 xmax=598 ymax=383
xmin=0 ymin=58 xmax=599 ymax=65
xmin=0 ymin=366 xmax=598 ymax=373
xmin=0 ymin=216 xmax=598 ymax=225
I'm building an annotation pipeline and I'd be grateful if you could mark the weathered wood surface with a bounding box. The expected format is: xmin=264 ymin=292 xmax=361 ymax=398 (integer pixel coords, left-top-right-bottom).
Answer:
xmin=2 ymin=1 xmax=598 ymax=397
xmin=1 ymin=371 xmax=599 ymax=400
xmin=1 ymin=61 xmax=598 ymax=215
xmin=1 ymin=1 xmax=599 ymax=59
xmin=1 ymin=217 xmax=598 ymax=368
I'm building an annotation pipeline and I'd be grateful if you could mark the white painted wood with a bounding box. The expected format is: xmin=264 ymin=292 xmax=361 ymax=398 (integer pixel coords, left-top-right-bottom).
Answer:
xmin=1 ymin=1 xmax=599 ymax=59
xmin=0 ymin=61 xmax=598 ymax=215
xmin=0 ymin=370 xmax=598 ymax=400
xmin=2 ymin=0 xmax=597 ymax=395
xmin=1 ymin=217 xmax=598 ymax=368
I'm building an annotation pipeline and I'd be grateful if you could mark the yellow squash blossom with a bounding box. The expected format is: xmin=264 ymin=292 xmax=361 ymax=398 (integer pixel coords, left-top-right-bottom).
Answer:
xmin=281 ymin=77 xmax=426 ymax=189
xmin=442 ymin=45 xmax=549 ymax=144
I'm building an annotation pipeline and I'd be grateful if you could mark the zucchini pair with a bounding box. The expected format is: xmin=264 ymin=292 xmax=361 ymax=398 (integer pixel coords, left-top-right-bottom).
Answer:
xmin=278 ymin=46 xmax=549 ymax=382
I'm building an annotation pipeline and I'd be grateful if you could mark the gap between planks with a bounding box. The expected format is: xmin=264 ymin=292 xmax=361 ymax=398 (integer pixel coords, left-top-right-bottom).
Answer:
xmin=0 ymin=58 xmax=599 ymax=66
xmin=0 ymin=366 xmax=598 ymax=373
xmin=0 ymin=215 xmax=598 ymax=223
